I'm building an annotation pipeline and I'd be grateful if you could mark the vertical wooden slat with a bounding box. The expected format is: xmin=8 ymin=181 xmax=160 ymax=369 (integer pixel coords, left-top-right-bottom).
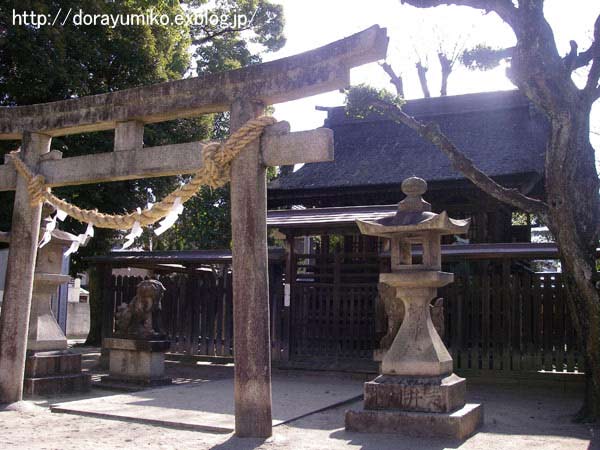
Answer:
xmin=565 ymin=274 xmax=577 ymax=371
xmin=542 ymin=274 xmax=554 ymax=371
xmin=492 ymin=269 xmax=503 ymax=371
xmin=510 ymin=271 xmax=521 ymax=372
xmin=192 ymin=272 xmax=203 ymax=355
xmin=481 ymin=261 xmax=490 ymax=371
xmin=214 ymin=270 xmax=225 ymax=356
xmin=555 ymin=273 xmax=566 ymax=372
xmin=501 ymin=260 xmax=512 ymax=373
xmin=100 ymin=266 xmax=115 ymax=340
xmin=283 ymin=240 xmax=294 ymax=361
xmin=347 ymin=285 xmax=355 ymax=358
xmin=532 ymin=274 xmax=543 ymax=370
xmin=199 ymin=272 xmax=209 ymax=355
xmin=224 ymin=271 xmax=234 ymax=357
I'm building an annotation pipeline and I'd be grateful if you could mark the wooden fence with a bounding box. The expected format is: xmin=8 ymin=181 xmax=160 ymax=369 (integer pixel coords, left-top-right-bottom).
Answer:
xmin=288 ymin=253 xmax=582 ymax=374
xmin=99 ymin=253 xmax=582 ymax=375
xmin=441 ymin=269 xmax=581 ymax=375
xmin=101 ymin=262 xmax=286 ymax=359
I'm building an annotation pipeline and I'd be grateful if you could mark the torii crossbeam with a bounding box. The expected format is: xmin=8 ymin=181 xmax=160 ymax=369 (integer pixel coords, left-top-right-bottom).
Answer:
xmin=0 ymin=25 xmax=388 ymax=437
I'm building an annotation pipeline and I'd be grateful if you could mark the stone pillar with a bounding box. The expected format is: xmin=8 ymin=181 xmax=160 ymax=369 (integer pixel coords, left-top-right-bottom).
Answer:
xmin=230 ymin=99 xmax=273 ymax=438
xmin=0 ymin=132 xmax=50 ymax=404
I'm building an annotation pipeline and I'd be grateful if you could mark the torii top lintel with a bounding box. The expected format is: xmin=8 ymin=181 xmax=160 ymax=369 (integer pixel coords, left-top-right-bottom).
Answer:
xmin=0 ymin=25 xmax=388 ymax=140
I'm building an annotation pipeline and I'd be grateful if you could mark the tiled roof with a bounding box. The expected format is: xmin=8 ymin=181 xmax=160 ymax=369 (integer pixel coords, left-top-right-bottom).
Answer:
xmin=269 ymin=90 xmax=548 ymax=191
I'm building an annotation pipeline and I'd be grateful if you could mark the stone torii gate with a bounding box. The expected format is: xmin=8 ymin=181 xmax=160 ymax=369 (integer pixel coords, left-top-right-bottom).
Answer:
xmin=0 ymin=26 xmax=388 ymax=437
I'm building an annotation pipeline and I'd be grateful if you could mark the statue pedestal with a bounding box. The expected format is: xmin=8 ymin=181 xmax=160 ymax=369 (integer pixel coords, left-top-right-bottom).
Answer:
xmin=345 ymin=271 xmax=483 ymax=439
xmin=102 ymin=338 xmax=172 ymax=387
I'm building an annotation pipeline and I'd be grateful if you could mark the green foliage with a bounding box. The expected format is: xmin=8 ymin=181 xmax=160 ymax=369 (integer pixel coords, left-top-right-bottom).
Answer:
xmin=344 ymin=84 xmax=404 ymax=119
xmin=0 ymin=0 xmax=286 ymax=270
xmin=0 ymin=0 xmax=194 ymax=272
xmin=0 ymin=0 xmax=191 ymax=105
xmin=149 ymin=185 xmax=232 ymax=250
xmin=460 ymin=45 xmax=508 ymax=71
xmin=189 ymin=0 xmax=285 ymax=73
xmin=511 ymin=211 xmax=529 ymax=226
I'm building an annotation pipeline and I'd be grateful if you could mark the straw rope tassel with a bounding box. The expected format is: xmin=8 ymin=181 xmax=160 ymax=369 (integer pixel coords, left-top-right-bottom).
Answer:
xmin=8 ymin=116 xmax=276 ymax=230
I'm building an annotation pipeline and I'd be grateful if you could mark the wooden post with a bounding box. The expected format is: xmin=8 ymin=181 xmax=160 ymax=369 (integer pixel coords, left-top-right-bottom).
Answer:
xmin=0 ymin=132 xmax=50 ymax=403
xmin=282 ymin=234 xmax=295 ymax=362
xmin=98 ymin=263 xmax=114 ymax=369
xmin=229 ymin=98 xmax=272 ymax=438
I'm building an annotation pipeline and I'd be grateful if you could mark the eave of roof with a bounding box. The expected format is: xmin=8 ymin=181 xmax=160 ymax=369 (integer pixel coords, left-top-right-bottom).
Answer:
xmin=268 ymin=204 xmax=397 ymax=229
xmin=86 ymin=248 xmax=285 ymax=266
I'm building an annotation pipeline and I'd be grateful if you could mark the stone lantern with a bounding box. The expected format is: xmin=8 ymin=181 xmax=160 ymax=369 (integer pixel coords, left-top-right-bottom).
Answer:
xmin=345 ymin=177 xmax=483 ymax=439
xmin=23 ymin=222 xmax=91 ymax=396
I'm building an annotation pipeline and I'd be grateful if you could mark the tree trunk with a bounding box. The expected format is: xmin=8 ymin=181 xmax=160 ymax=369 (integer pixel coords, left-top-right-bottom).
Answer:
xmin=544 ymin=105 xmax=600 ymax=420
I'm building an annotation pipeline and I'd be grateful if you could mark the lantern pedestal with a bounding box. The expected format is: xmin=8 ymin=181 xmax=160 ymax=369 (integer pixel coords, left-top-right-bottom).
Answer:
xmin=345 ymin=271 xmax=483 ymax=439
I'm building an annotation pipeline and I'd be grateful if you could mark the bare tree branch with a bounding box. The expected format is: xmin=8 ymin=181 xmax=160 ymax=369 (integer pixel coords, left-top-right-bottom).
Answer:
xmin=192 ymin=25 xmax=252 ymax=46
xmin=438 ymin=52 xmax=453 ymax=96
xmin=583 ymin=15 xmax=600 ymax=99
xmin=380 ymin=62 xmax=405 ymax=97
xmin=571 ymin=15 xmax=600 ymax=67
xmin=370 ymin=97 xmax=550 ymax=218
xmin=563 ymin=41 xmax=579 ymax=71
xmin=400 ymin=0 xmax=519 ymax=27
xmin=416 ymin=61 xmax=431 ymax=98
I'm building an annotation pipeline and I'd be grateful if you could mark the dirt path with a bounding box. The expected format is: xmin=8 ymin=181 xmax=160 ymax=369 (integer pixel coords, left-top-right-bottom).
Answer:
xmin=0 ymin=350 xmax=597 ymax=450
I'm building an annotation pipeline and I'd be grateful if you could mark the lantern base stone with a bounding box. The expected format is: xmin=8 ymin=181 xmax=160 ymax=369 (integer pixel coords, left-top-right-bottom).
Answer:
xmin=23 ymin=350 xmax=91 ymax=396
xmin=345 ymin=402 xmax=483 ymax=440
xmin=364 ymin=373 xmax=466 ymax=413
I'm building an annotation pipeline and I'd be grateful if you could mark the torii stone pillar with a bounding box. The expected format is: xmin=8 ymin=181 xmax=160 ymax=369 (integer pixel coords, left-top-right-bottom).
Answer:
xmin=230 ymin=99 xmax=272 ymax=436
xmin=0 ymin=132 xmax=50 ymax=402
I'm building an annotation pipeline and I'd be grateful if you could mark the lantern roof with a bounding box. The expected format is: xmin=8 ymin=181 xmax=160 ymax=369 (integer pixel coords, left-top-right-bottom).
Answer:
xmin=356 ymin=177 xmax=470 ymax=238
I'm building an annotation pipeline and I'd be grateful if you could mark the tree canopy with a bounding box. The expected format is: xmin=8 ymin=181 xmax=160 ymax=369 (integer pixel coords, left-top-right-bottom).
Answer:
xmin=0 ymin=0 xmax=285 ymax=271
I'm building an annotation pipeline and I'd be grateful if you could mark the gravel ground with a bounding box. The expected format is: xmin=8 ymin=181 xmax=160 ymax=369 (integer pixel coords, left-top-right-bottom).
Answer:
xmin=0 ymin=348 xmax=597 ymax=450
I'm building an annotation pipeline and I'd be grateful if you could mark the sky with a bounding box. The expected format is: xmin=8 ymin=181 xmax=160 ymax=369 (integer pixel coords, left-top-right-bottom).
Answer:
xmin=262 ymin=0 xmax=600 ymax=162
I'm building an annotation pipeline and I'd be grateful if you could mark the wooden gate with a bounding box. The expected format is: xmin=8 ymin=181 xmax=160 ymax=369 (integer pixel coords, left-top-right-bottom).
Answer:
xmin=289 ymin=252 xmax=380 ymax=360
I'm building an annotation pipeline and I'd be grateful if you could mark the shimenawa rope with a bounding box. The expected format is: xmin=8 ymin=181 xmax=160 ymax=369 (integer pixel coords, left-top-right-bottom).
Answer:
xmin=8 ymin=116 xmax=276 ymax=231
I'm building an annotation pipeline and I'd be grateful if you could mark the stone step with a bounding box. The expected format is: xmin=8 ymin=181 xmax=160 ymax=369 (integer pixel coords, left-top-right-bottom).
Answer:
xmin=24 ymin=373 xmax=91 ymax=397
xmin=25 ymin=351 xmax=82 ymax=378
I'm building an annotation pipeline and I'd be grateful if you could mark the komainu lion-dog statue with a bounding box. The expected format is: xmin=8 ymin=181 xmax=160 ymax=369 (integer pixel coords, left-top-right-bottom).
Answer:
xmin=115 ymin=279 xmax=166 ymax=339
